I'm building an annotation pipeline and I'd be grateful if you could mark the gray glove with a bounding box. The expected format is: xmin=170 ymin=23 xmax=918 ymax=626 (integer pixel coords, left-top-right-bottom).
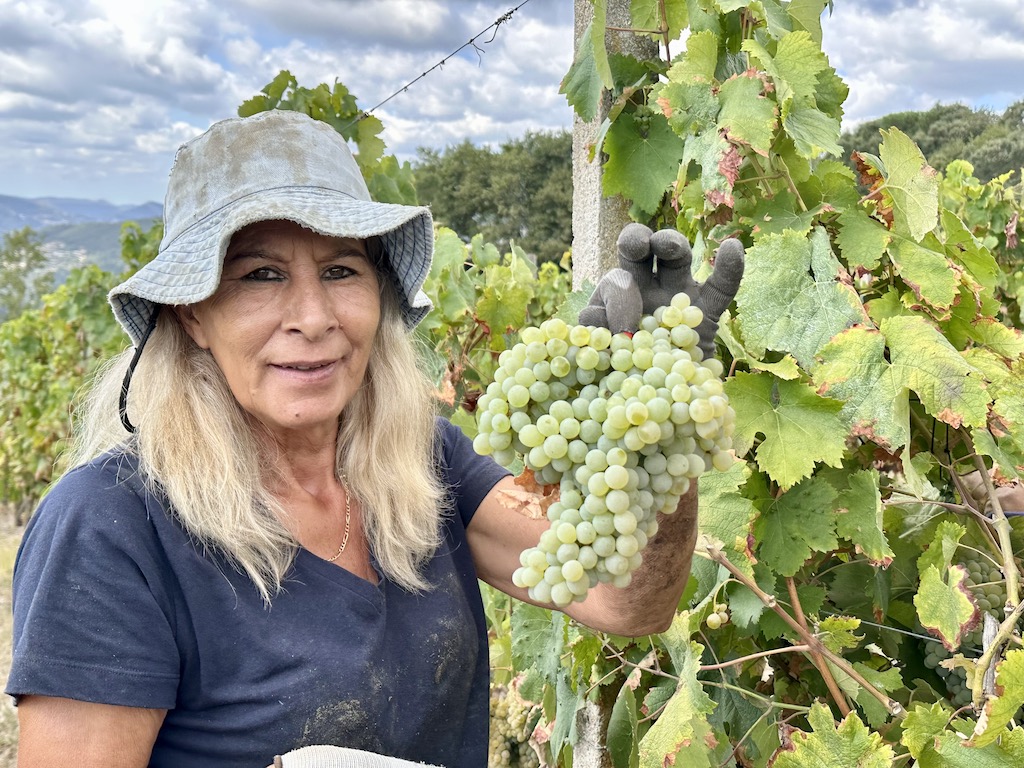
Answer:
xmin=578 ymin=223 xmax=745 ymax=358
xmin=271 ymin=746 xmax=443 ymax=768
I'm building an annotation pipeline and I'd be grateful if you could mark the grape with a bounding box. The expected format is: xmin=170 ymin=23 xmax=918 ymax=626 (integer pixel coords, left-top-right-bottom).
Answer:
xmin=488 ymin=682 xmax=541 ymax=768
xmin=474 ymin=291 xmax=737 ymax=607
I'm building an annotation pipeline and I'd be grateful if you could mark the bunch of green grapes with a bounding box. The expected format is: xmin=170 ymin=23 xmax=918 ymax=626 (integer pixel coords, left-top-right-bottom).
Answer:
xmin=922 ymin=556 xmax=1006 ymax=707
xmin=473 ymin=293 xmax=736 ymax=607
xmin=488 ymin=683 xmax=540 ymax=768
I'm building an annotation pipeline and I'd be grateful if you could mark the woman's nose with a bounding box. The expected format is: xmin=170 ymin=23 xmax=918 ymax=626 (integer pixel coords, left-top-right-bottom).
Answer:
xmin=282 ymin=275 xmax=339 ymax=338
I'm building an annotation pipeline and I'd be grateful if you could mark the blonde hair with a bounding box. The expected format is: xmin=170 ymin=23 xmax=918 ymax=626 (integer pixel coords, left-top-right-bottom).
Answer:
xmin=67 ymin=270 xmax=447 ymax=602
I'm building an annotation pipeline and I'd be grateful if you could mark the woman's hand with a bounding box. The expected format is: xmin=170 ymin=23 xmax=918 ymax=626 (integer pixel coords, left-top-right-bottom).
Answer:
xmin=469 ymin=476 xmax=696 ymax=636
xmin=16 ymin=696 xmax=164 ymax=768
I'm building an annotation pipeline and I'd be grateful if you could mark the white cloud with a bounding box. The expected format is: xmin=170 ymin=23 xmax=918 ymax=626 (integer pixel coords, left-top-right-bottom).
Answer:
xmin=0 ymin=0 xmax=1020 ymax=205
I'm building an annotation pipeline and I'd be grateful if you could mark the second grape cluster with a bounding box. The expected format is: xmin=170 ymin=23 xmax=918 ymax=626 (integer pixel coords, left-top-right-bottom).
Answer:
xmin=473 ymin=293 xmax=736 ymax=607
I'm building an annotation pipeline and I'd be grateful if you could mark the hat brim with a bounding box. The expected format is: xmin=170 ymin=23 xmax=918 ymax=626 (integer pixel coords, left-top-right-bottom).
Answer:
xmin=110 ymin=186 xmax=434 ymax=345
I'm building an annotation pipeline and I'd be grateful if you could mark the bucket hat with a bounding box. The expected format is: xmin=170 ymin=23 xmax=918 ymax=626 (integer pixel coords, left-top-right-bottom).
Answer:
xmin=109 ymin=109 xmax=434 ymax=346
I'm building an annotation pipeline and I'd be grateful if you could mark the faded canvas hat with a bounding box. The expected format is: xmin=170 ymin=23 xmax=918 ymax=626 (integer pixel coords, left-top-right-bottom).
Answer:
xmin=109 ymin=110 xmax=434 ymax=346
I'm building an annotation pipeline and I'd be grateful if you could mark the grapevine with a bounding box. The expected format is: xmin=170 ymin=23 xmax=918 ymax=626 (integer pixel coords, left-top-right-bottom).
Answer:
xmin=923 ymin=554 xmax=1008 ymax=708
xmin=487 ymin=681 xmax=540 ymax=768
xmin=473 ymin=292 xmax=735 ymax=606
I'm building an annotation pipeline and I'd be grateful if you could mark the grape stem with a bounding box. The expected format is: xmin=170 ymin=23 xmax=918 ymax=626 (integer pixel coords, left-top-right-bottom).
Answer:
xmin=969 ymin=597 xmax=1024 ymax=713
xmin=971 ymin=453 xmax=1020 ymax=610
xmin=700 ymin=538 xmax=906 ymax=719
xmin=786 ymin=576 xmax=852 ymax=717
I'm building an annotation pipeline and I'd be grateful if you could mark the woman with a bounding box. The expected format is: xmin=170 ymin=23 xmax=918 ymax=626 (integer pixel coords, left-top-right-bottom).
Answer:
xmin=6 ymin=111 xmax=718 ymax=767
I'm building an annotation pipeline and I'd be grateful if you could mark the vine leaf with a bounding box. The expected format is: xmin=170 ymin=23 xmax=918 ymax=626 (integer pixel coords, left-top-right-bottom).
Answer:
xmin=631 ymin=0 xmax=689 ymax=41
xmin=639 ymin=614 xmax=716 ymax=767
xmin=878 ymin=127 xmax=939 ymax=241
xmin=836 ymin=209 xmax=891 ymax=271
xmin=890 ymin=235 xmax=958 ymax=311
xmin=783 ymin=99 xmax=842 ymax=158
xmin=882 ymin=315 xmax=989 ymax=429
xmin=833 ymin=469 xmax=894 ymax=566
xmin=772 ymin=701 xmax=896 ymax=767
xmin=603 ymin=112 xmax=685 ymax=220
xmin=918 ymin=520 xmax=966 ymax=575
xmin=511 ymin=604 xmax=563 ymax=702
xmin=754 ymin=476 xmax=838 ymax=576
xmin=971 ymin=650 xmax=1024 ymax=747
xmin=743 ymin=30 xmax=827 ymax=106
xmin=812 ymin=326 xmax=910 ymax=452
xmin=818 ymin=616 xmax=862 ymax=653
xmin=717 ymin=72 xmax=776 ymax=156
xmin=697 ymin=460 xmax=758 ymax=578
xmin=902 ymin=702 xmax=952 ymax=759
xmin=735 ymin=228 xmax=864 ymax=368
xmin=914 ymin=564 xmax=978 ymax=652
xmin=608 ymin=686 xmax=640 ymax=768
xmin=559 ymin=19 xmax=605 ymax=122
xmin=933 ymin=725 xmax=1024 ymax=765
xmin=725 ymin=372 xmax=847 ymax=489
xmin=476 ymin=250 xmax=535 ymax=334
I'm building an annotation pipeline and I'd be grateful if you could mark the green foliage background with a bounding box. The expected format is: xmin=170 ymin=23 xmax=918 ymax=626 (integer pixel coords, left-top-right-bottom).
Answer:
xmin=415 ymin=131 xmax=574 ymax=265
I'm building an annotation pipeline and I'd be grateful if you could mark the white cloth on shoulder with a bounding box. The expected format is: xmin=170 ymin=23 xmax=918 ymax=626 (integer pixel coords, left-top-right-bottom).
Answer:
xmin=274 ymin=746 xmax=444 ymax=768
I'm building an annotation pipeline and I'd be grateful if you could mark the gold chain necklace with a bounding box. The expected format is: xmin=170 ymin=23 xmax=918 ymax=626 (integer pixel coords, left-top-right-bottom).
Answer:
xmin=325 ymin=470 xmax=352 ymax=563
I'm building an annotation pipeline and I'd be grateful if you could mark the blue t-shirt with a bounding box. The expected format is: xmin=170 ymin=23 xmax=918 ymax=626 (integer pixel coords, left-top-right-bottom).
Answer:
xmin=7 ymin=418 xmax=509 ymax=767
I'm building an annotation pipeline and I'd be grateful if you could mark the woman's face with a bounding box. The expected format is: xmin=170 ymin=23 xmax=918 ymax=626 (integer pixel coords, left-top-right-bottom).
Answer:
xmin=178 ymin=219 xmax=381 ymax=446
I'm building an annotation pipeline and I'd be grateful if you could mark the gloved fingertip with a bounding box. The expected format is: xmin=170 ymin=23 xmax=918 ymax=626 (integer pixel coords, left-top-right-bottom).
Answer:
xmin=617 ymin=223 xmax=653 ymax=263
xmin=712 ymin=240 xmax=745 ymax=279
xmin=650 ymin=229 xmax=692 ymax=265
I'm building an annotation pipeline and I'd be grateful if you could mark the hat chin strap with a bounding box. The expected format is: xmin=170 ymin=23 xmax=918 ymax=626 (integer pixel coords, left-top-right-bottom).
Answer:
xmin=119 ymin=308 xmax=162 ymax=434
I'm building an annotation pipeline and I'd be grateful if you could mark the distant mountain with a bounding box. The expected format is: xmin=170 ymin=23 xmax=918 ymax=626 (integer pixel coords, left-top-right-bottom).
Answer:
xmin=0 ymin=195 xmax=162 ymax=235
xmin=0 ymin=195 xmax=162 ymax=281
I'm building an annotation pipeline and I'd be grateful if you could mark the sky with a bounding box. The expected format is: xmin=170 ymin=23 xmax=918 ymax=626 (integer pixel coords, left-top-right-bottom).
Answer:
xmin=1 ymin=0 xmax=1022 ymax=206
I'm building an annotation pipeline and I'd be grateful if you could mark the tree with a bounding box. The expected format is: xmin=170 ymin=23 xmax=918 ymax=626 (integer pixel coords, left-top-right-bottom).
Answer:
xmin=0 ymin=228 xmax=53 ymax=322
xmin=414 ymin=131 xmax=573 ymax=263
xmin=841 ymin=100 xmax=1024 ymax=181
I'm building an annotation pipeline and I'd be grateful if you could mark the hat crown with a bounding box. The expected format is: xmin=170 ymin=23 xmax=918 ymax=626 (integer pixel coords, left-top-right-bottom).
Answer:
xmin=162 ymin=111 xmax=371 ymax=249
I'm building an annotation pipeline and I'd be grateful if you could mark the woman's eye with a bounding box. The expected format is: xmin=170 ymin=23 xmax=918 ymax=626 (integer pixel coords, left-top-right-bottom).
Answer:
xmin=324 ymin=265 xmax=355 ymax=280
xmin=243 ymin=267 xmax=283 ymax=281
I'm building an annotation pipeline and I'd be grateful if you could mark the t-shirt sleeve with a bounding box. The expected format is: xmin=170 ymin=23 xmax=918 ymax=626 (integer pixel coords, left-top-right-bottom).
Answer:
xmin=436 ymin=417 xmax=511 ymax=529
xmin=6 ymin=457 xmax=181 ymax=709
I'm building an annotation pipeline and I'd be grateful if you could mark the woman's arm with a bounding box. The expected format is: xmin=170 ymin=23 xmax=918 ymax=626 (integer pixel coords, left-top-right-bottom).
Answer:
xmin=17 ymin=695 xmax=165 ymax=768
xmin=467 ymin=474 xmax=697 ymax=636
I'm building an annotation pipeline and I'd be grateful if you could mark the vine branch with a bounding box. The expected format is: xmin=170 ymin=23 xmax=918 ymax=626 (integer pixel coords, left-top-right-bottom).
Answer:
xmin=787 ymin=576 xmax=852 ymax=717
xmin=701 ymin=540 xmax=905 ymax=719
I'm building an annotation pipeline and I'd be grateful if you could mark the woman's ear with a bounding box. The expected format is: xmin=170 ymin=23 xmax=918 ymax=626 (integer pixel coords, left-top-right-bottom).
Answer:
xmin=173 ymin=305 xmax=210 ymax=349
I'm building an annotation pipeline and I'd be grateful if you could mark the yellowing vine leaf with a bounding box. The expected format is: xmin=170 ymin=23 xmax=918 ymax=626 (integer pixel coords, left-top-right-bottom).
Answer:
xmin=878 ymin=127 xmax=939 ymax=241
xmin=901 ymin=702 xmax=952 ymax=759
xmin=971 ymin=650 xmax=1024 ymax=747
xmin=915 ymin=564 xmax=978 ymax=652
xmin=890 ymin=235 xmax=959 ymax=311
xmin=812 ymin=326 xmax=910 ymax=452
xmin=717 ymin=72 xmax=776 ymax=156
xmin=725 ymin=371 xmax=847 ymax=489
xmin=818 ymin=616 xmax=862 ymax=653
xmin=882 ymin=315 xmax=989 ymax=429
xmin=772 ymin=702 xmax=896 ymax=767
xmin=736 ymin=228 xmax=864 ymax=368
